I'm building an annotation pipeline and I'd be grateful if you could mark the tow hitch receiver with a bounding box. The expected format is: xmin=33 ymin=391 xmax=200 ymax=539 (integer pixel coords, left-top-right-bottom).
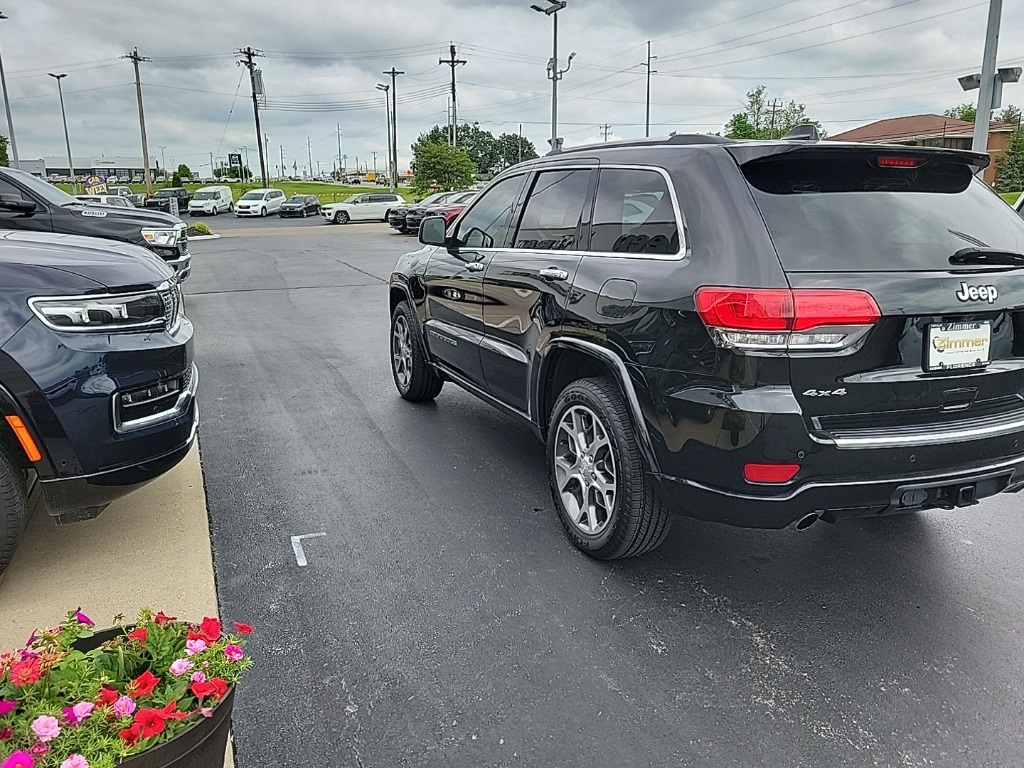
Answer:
xmin=890 ymin=472 xmax=1012 ymax=513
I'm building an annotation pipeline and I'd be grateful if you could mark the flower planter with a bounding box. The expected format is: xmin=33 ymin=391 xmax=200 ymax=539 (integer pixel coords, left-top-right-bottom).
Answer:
xmin=74 ymin=628 xmax=236 ymax=768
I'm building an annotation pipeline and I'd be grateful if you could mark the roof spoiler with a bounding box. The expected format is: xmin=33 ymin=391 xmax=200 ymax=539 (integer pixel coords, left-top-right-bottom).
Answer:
xmin=782 ymin=124 xmax=820 ymax=142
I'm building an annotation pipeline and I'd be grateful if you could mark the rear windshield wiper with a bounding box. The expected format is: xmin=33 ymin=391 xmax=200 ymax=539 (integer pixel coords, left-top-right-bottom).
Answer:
xmin=949 ymin=247 xmax=1024 ymax=266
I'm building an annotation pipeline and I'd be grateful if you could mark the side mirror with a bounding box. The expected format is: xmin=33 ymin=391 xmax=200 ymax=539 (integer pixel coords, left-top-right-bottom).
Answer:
xmin=419 ymin=215 xmax=448 ymax=247
xmin=0 ymin=194 xmax=36 ymax=213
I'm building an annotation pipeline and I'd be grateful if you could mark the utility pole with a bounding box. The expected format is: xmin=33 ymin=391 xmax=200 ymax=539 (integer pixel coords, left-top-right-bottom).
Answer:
xmin=0 ymin=12 xmax=19 ymax=169
xmin=519 ymin=123 xmax=523 ymax=163
xmin=236 ymin=47 xmax=269 ymax=188
xmin=383 ymin=68 xmax=404 ymax=186
xmin=264 ymin=132 xmax=270 ymax=178
xmin=336 ymin=124 xmax=343 ymax=178
xmin=439 ymin=43 xmax=466 ymax=146
xmin=600 ymin=123 xmax=612 ymax=142
xmin=973 ymin=0 xmax=1003 ymax=154
xmin=209 ymin=151 xmax=214 ymax=177
xmin=767 ymin=98 xmax=781 ymax=139
xmin=280 ymin=144 xmax=285 ymax=178
xmin=123 ymin=48 xmax=153 ymax=194
xmin=642 ymin=41 xmax=657 ymax=138
xmin=306 ymin=136 xmax=313 ymax=180
xmin=372 ymin=150 xmax=377 ymax=174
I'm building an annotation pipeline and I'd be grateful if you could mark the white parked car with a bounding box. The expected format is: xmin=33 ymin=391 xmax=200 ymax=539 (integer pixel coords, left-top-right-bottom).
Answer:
xmin=188 ymin=185 xmax=234 ymax=216
xmin=73 ymin=194 xmax=134 ymax=208
xmin=322 ymin=192 xmax=403 ymax=224
xmin=131 ymin=174 xmax=143 ymax=183
xmin=235 ymin=188 xmax=285 ymax=217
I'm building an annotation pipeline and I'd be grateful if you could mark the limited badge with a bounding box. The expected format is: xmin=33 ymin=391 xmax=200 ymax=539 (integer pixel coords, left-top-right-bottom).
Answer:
xmin=80 ymin=210 xmax=107 ymax=217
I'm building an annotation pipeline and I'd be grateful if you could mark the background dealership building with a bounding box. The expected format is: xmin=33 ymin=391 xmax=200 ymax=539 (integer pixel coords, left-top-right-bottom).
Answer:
xmin=19 ymin=157 xmax=159 ymax=178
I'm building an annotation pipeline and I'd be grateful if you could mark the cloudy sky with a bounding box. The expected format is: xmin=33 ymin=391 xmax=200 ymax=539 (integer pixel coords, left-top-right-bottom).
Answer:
xmin=2 ymin=0 xmax=1022 ymax=176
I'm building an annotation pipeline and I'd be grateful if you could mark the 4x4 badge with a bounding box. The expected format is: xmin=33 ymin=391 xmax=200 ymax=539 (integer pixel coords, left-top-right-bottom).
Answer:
xmin=955 ymin=282 xmax=998 ymax=303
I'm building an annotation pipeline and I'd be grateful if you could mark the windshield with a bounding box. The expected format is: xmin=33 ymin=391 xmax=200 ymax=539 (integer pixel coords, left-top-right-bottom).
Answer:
xmin=419 ymin=192 xmax=451 ymax=206
xmin=193 ymin=191 xmax=217 ymax=200
xmin=155 ymin=189 xmax=178 ymax=197
xmin=743 ymin=155 xmax=1024 ymax=272
xmin=6 ymin=168 xmax=77 ymax=206
xmin=240 ymin=191 xmax=267 ymax=201
xmin=287 ymin=196 xmax=306 ymax=202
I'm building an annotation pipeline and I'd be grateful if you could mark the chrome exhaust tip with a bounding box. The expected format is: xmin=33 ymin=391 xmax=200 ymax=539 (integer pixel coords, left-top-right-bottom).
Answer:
xmin=793 ymin=512 xmax=820 ymax=532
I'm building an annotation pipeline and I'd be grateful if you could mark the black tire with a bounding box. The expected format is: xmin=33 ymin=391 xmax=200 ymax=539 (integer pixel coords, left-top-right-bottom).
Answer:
xmin=383 ymin=210 xmax=391 ymax=222
xmin=334 ymin=211 xmax=350 ymax=225
xmin=260 ymin=207 xmax=267 ymax=217
xmin=0 ymin=447 xmax=28 ymax=576
xmin=547 ymin=377 xmax=671 ymax=560
xmin=390 ymin=302 xmax=443 ymax=402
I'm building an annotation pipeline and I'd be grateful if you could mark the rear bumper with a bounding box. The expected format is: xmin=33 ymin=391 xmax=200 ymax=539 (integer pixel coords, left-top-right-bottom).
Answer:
xmin=655 ymin=453 xmax=1024 ymax=528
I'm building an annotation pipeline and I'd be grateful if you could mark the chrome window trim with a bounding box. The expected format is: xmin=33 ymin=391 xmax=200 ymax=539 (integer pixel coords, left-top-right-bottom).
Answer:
xmin=456 ymin=163 xmax=688 ymax=261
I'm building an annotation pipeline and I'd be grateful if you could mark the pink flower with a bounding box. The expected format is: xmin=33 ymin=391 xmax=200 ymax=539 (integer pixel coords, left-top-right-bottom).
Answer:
xmin=0 ymin=700 xmax=16 ymax=717
xmin=198 ymin=708 xmax=213 ymax=718
xmin=73 ymin=609 xmax=94 ymax=627
xmin=60 ymin=756 xmax=88 ymax=768
xmin=190 ymin=671 xmax=206 ymax=684
xmin=184 ymin=639 xmax=207 ymax=656
xmin=72 ymin=703 xmax=93 ymax=722
xmin=224 ymin=645 xmax=244 ymax=662
xmin=112 ymin=697 xmax=136 ymax=719
xmin=27 ymin=746 xmax=47 ymax=758
xmin=169 ymin=659 xmax=193 ymax=677
xmin=30 ymin=715 xmax=60 ymax=742
xmin=1 ymin=750 xmax=34 ymax=768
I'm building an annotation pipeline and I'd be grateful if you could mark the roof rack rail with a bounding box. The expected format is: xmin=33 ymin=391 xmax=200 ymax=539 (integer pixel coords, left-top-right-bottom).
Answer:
xmin=552 ymin=134 xmax=734 ymax=155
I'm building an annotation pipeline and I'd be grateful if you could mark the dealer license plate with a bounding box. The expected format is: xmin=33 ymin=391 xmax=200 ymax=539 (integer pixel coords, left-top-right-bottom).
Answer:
xmin=925 ymin=321 xmax=991 ymax=371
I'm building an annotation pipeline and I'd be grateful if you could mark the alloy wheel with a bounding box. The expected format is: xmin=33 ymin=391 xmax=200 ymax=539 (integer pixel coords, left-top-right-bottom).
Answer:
xmin=392 ymin=314 xmax=413 ymax=390
xmin=552 ymin=405 xmax=617 ymax=535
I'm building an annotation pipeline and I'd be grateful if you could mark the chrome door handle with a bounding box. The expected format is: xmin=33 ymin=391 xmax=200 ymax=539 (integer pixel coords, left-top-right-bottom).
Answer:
xmin=539 ymin=267 xmax=569 ymax=281
xmin=466 ymin=262 xmax=485 ymax=272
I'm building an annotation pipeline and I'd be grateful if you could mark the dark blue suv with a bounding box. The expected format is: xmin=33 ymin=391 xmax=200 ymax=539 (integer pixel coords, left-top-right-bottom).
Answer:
xmin=0 ymin=230 xmax=197 ymax=574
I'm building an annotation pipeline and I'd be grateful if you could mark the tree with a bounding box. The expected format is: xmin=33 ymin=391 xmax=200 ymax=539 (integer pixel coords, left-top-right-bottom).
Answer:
xmin=994 ymin=126 xmax=1024 ymax=193
xmin=214 ymin=165 xmax=250 ymax=180
xmin=411 ymin=142 xmax=475 ymax=194
xmin=176 ymin=163 xmax=192 ymax=180
xmin=495 ymin=133 xmax=539 ymax=171
xmin=0 ymin=135 xmax=9 ymax=167
xmin=944 ymin=103 xmax=978 ymax=123
xmin=998 ymin=105 xmax=1022 ymax=126
xmin=722 ymin=86 xmax=823 ymax=140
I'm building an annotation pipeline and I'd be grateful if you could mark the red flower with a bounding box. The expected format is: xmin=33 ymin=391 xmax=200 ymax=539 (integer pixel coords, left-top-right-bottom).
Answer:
xmin=127 ymin=670 xmax=160 ymax=698
xmin=190 ymin=681 xmax=217 ymax=700
xmin=119 ymin=723 xmax=142 ymax=746
xmin=198 ymin=617 xmax=222 ymax=643
xmin=8 ymin=658 xmax=42 ymax=687
xmin=134 ymin=708 xmax=167 ymax=738
xmin=97 ymin=685 xmax=120 ymax=706
xmin=233 ymin=622 xmax=253 ymax=635
xmin=160 ymin=701 xmax=188 ymax=721
xmin=210 ymin=678 xmax=229 ymax=698
xmin=186 ymin=629 xmax=205 ymax=642
xmin=0 ymin=725 xmax=12 ymax=740
xmin=126 ymin=627 xmax=148 ymax=646
xmin=153 ymin=611 xmax=177 ymax=626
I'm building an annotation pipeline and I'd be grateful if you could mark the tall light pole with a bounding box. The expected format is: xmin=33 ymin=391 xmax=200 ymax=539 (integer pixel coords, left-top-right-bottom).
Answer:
xmin=158 ymin=145 xmax=167 ymax=177
xmin=0 ymin=12 xmax=20 ymax=169
xmin=48 ymin=73 xmax=75 ymax=192
xmin=376 ymin=83 xmax=394 ymax=191
xmin=642 ymin=41 xmax=657 ymax=138
xmin=531 ymin=0 xmax=573 ymax=153
xmin=383 ymin=68 xmax=404 ymax=188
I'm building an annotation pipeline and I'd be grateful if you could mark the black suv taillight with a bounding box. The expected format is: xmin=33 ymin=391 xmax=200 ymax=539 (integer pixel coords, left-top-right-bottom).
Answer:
xmin=694 ymin=287 xmax=881 ymax=353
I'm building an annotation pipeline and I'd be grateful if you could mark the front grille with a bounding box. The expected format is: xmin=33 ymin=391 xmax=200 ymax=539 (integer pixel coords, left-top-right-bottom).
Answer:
xmin=159 ymin=286 xmax=180 ymax=330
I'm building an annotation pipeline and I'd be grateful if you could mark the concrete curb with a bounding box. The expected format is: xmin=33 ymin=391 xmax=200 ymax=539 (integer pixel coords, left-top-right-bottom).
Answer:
xmin=189 ymin=234 xmax=221 ymax=241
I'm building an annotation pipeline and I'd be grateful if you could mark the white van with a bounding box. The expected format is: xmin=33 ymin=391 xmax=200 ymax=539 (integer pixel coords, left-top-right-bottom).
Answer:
xmin=188 ymin=186 xmax=234 ymax=216
xmin=235 ymin=188 xmax=285 ymax=217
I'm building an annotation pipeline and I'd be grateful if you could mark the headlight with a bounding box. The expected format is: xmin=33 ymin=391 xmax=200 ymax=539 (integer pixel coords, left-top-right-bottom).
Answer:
xmin=29 ymin=283 xmax=179 ymax=332
xmin=141 ymin=228 xmax=179 ymax=246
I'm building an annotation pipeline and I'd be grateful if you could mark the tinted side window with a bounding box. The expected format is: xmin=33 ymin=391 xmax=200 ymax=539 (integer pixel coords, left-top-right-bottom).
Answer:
xmin=513 ymin=170 xmax=591 ymax=251
xmin=0 ymin=179 xmax=28 ymax=200
xmin=589 ymin=169 xmax=680 ymax=255
xmin=453 ymin=175 xmax=525 ymax=249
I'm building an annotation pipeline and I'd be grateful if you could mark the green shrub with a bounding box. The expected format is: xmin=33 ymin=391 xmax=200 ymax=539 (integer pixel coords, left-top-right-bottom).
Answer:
xmin=187 ymin=221 xmax=212 ymax=237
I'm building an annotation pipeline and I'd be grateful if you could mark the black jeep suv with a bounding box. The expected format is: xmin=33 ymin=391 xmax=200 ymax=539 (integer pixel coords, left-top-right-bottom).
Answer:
xmin=0 ymin=231 xmax=197 ymax=574
xmin=388 ymin=130 xmax=1024 ymax=559
xmin=0 ymin=168 xmax=191 ymax=279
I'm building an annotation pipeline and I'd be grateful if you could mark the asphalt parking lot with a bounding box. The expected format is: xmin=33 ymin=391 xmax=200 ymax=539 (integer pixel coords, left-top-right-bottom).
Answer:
xmin=180 ymin=222 xmax=1024 ymax=768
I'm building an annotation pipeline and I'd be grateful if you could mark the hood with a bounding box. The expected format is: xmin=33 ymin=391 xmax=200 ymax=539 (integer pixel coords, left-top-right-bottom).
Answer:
xmin=68 ymin=203 xmax=182 ymax=228
xmin=0 ymin=230 xmax=174 ymax=290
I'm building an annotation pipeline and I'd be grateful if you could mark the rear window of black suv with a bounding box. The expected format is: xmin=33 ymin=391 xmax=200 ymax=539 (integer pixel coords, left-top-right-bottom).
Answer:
xmin=741 ymin=151 xmax=1024 ymax=272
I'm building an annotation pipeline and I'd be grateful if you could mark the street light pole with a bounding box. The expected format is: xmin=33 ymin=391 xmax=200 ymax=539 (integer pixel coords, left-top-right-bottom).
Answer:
xmin=531 ymin=1 xmax=572 ymax=153
xmin=972 ymin=0 xmax=1003 ymax=154
xmin=48 ymin=73 xmax=75 ymax=193
xmin=0 ymin=12 xmax=20 ymax=169
xmin=376 ymin=82 xmax=394 ymax=192
xmin=158 ymin=145 xmax=167 ymax=177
